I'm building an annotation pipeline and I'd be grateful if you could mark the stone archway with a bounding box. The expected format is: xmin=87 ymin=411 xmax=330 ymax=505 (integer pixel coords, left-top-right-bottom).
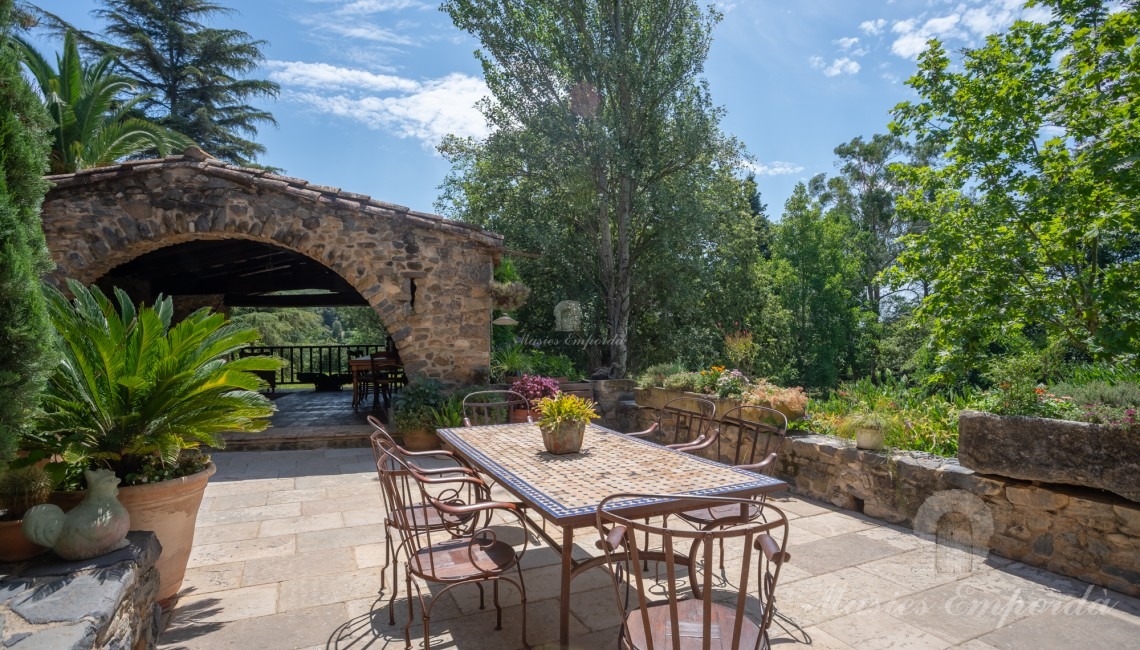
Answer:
xmin=38 ymin=149 xmax=503 ymax=384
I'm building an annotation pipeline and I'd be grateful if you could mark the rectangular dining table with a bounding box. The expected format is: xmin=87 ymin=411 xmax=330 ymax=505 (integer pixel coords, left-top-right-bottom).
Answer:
xmin=435 ymin=422 xmax=788 ymax=648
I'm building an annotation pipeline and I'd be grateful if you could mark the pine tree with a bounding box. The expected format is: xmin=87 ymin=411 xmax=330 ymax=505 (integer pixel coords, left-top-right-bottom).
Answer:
xmin=0 ymin=0 xmax=54 ymax=463
xmin=91 ymin=0 xmax=279 ymax=165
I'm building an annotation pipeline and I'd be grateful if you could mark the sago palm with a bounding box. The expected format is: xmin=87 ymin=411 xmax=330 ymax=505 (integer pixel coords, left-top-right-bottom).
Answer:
xmin=16 ymin=31 xmax=193 ymax=173
xmin=34 ymin=280 xmax=280 ymax=487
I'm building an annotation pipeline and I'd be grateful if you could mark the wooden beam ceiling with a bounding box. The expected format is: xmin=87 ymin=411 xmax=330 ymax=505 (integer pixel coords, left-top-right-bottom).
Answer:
xmin=103 ymin=239 xmax=368 ymax=308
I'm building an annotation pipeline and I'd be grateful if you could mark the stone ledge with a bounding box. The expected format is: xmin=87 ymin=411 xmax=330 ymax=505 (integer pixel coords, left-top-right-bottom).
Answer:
xmin=0 ymin=532 xmax=162 ymax=649
xmin=633 ymin=397 xmax=1140 ymax=597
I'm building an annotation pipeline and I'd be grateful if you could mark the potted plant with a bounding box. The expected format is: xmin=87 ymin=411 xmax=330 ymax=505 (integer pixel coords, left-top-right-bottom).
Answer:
xmin=430 ymin=396 xmax=465 ymax=452
xmin=510 ymin=374 xmax=560 ymax=422
xmin=491 ymin=345 xmax=533 ymax=383
xmin=27 ymin=280 xmax=279 ymax=604
xmin=393 ymin=378 xmax=446 ymax=450
xmin=839 ymin=412 xmax=900 ymax=451
xmin=534 ymin=394 xmax=599 ymax=455
xmin=0 ymin=466 xmax=53 ymax=562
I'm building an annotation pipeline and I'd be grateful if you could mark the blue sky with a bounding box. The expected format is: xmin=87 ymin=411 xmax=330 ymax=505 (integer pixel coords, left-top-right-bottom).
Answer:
xmin=30 ymin=0 xmax=1049 ymax=219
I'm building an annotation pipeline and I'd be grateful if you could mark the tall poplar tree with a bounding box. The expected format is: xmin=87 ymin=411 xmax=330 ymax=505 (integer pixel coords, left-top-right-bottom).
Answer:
xmin=0 ymin=0 xmax=54 ymax=463
xmin=442 ymin=0 xmax=739 ymax=375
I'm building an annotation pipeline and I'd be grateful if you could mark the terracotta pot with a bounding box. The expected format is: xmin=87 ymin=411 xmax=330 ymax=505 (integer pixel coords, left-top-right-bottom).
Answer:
xmin=50 ymin=463 xmax=216 ymax=606
xmin=401 ymin=428 xmax=440 ymax=451
xmin=541 ymin=420 xmax=586 ymax=455
xmin=855 ymin=427 xmax=885 ymax=451
xmin=0 ymin=519 xmax=48 ymax=563
xmin=509 ymin=407 xmax=541 ymax=423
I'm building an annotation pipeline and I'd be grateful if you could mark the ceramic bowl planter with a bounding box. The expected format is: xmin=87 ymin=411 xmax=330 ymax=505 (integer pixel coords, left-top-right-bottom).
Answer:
xmin=541 ymin=420 xmax=586 ymax=455
xmin=855 ymin=427 xmax=886 ymax=451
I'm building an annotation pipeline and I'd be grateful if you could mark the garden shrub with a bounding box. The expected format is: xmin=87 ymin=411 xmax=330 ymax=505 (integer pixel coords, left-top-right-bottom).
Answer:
xmin=661 ymin=372 xmax=701 ymax=392
xmin=635 ymin=362 xmax=686 ymax=389
xmin=0 ymin=0 xmax=54 ymax=465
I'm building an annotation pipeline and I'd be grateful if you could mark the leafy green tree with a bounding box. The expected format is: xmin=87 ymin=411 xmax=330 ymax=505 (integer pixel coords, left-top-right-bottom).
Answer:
xmin=17 ymin=30 xmax=191 ymax=173
xmin=889 ymin=0 xmax=1140 ymax=370
xmin=85 ymin=0 xmax=278 ymax=165
xmin=0 ymin=0 xmax=54 ymax=464
xmin=442 ymin=0 xmax=740 ymax=376
xmin=771 ymin=183 xmax=866 ymax=387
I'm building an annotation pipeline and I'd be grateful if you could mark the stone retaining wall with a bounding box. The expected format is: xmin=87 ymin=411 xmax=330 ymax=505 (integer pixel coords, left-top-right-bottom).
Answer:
xmin=633 ymin=399 xmax=1140 ymax=597
xmin=0 ymin=532 xmax=162 ymax=649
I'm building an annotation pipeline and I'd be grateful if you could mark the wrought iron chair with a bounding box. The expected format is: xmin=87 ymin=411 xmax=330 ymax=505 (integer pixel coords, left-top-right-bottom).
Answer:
xmin=627 ymin=396 xmax=719 ymax=453
xmin=462 ymin=390 xmax=532 ymax=426
xmin=595 ymin=493 xmax=791 ymax=650
xmin=377 ymin=445 xmax=530 ymax=649
xmin=673 ymin=406 xmax=789 ymax=570
xmin=366 ymin=416 xmax=484 ymax=623
xmin=677 ymin=405 xmax=788 ymax=521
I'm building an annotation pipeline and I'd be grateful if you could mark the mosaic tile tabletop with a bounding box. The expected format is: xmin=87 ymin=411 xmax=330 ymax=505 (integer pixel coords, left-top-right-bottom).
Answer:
xmin=437 ymin=423 xmax=786 ymax=525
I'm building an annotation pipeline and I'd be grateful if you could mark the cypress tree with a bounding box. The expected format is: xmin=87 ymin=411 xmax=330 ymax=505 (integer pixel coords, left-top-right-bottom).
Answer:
xmin=0 ymin=0 xmax=54 ymax=463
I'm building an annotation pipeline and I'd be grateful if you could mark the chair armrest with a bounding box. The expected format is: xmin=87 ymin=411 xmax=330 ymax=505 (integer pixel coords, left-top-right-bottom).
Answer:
xmin=755 ymin=534 xmax=791 ymax=564
xmin=624 ymin=422 xmax=659 ymax=438
xmin=595 ymin=525 xmax=627 ymax=552
xmin=738 ymin=452 xmax=778 ymax=473
xmin=433 ymin=499 xmax=524 ymax=516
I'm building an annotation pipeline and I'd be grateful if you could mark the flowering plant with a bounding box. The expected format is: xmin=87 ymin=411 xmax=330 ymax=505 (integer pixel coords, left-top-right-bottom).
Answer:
xmin=697 ymin=366 xmax=727 ymax=394
xmin=511 ymin=374 xmax=561 ymax=402
xmin=715 ymin=369 xmax=748 ymax=399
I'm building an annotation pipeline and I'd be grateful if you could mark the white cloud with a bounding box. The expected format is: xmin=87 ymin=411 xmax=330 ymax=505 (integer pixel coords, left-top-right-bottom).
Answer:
xmin=270 ymin=62 xmax=489 ymax=147
xmin=890 ymin=1 xmax=1051 ymax=59
xmin=859 ymin=18 xmax=887 ymax=35
xmin=266 ymin=61 xmax=419 ymax=93
xmin=810 ymin=56 xmax=861 ymax=77
xmin=335 ymin=0 xmax=431 ymax=14
xmin=320 ymin=22 xmax=418 ymax=45
xmin=835 ymin=36 xmax=860 ymax=49
xmin=743 ymin=160 xmax=804 ymax=176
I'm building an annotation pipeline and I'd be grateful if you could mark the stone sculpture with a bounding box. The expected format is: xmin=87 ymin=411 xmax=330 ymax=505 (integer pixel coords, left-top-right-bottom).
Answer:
xmin=22 ymin=469 xmax=131 ymax=561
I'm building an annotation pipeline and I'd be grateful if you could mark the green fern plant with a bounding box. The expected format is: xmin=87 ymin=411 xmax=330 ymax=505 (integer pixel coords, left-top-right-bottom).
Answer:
xmin=29 ymin=280 xmax=281 ymax=488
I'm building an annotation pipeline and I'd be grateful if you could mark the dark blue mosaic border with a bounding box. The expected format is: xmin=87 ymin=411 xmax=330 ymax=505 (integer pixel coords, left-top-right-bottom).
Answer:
xmin=437 ymin=424 xmax=785 ymax=522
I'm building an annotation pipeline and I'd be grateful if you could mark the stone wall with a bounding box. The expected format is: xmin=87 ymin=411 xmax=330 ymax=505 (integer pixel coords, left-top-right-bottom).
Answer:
xmin=40 ymin=152 xmax=504 ymax=385
xmin=0 ymin=532 xmax=162 ymax=649
xmin=634 ymin=397 xmax=1140 ymax=597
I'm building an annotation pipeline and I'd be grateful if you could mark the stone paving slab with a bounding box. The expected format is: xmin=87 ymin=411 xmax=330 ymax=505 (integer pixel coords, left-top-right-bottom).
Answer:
xmin=158 ymin=447 xmax=1140 ymax=649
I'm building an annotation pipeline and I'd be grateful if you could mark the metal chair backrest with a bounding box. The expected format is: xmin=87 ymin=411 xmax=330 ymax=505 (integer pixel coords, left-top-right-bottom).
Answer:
xmin=375 ymin=446 xmax=502 ymax=571
xmin=717 ymin=405 xmax=788 ymax=472
xmin=596 ymin=493 xmax=790 ymax=650
xmin=657 ymin=397 xmax=718 ymax=451
xmin=462 ymin=390 xmax=531 ymax=426
xmin=366 ymin=415 xmax=398 ymax=479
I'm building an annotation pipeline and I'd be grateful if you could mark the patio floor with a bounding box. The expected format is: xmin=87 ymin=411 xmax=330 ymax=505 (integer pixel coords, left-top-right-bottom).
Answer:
xmin=157 ymin=447 xmax=1140 ymax=649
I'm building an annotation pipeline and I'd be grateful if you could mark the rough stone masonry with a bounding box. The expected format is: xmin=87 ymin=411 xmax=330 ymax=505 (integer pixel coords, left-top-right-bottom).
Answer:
xmin=39 ymin=150 xmax=505 ymax=385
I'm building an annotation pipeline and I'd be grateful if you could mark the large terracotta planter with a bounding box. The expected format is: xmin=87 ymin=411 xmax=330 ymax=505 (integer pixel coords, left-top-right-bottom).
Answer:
xmin=401 ymin=428 xmax=440 ymax=451
xmin=51 ymin=463 xmax=216 ymax=606
xmin=0 ymin=519 xmax=47 ymax=562
xmin=541 ymin=421 xmax=586 ymax=455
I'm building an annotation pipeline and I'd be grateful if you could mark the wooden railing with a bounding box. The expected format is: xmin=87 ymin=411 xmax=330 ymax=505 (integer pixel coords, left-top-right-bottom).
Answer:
xmin=240 ymin=344 xmax=388 ymax=385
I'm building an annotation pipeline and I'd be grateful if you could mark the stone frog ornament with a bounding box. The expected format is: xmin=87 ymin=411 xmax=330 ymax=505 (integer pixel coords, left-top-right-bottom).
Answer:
xmin=22 ymin=469 xmax=131 ymax=561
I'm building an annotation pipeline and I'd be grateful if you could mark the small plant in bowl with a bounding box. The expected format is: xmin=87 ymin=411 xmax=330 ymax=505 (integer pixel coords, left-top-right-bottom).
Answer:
xmin=393 ymin=378 xmax=446 ymax=450
xmin=534 ymin=394 xmax=599 ymax=455
xmin=838 ymin=412 xmax=901 ymax=451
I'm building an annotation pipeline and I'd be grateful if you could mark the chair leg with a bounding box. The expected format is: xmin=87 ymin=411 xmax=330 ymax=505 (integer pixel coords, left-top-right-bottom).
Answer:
xmin=388 ymin=560 xmax=399 ymax=625
xmin=404 ymin=571 xmax=414 ymax=649
xmin=476 ymin=581 xmax=485 ymax=609
xmin=493 ymin=579 xmax=502 ymax=631
xmin=516 ymin=566 xmax=530 ymax=649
